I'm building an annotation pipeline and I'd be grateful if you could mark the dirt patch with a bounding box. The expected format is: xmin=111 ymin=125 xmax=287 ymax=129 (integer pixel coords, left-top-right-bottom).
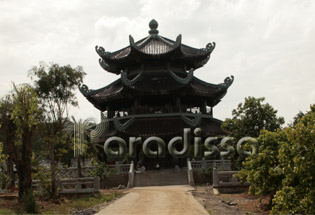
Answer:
xmin=192 ymin=186 xmax=271 ymax=214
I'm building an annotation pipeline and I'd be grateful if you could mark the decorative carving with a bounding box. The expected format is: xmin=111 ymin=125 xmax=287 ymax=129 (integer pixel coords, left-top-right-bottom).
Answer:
xmin=99 ymin=58 xmax=110 ymax=71
xmin=90 ymin=112 xmax=109 ymax=143
xmin=79 ymin=84 xmax=91 ymax=96
xmin=220 ymin=75 xmax=234 ymax=88
xmin=149 ymin=19 xmax=159 ymax=35
xmin=171 ymin=34 xmax=182 ymax=48
xmin=200 ymin=42 xmax=216 ymax=54
xmin=216 ymin=75 xmax=234 ymax=92
xmin=129 ymin=35 xmax=135 ymax=47
xmin=95 ymin=46 xmax=111 ymax=58
xmin=181 ymin=113 xmax=202 ymax=127
xmin=113 ymin=116 xmax=136 ymax=131
xmin=121 ymin=70 xmax=143 ymax=86
xmin=167 ymin=67 xmax=194 ymax=84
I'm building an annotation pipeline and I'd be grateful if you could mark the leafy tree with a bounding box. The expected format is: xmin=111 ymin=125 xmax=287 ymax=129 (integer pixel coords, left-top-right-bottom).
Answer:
xmin=0 ymin=97 xmax=17 ymax=191
xmin=237 ymin=129 xmax=287 ymax=207
xmin=222 ymin=96 xmax=285 ymax=168
xmin=0 ymin=142 xmax=8 ymax=190
xmin=29 ymin=62 xmax=86 ymax=197
xmin=0 ymin=111 xmax=8 ymax=190
xmin=237 ymin=104 xmax=315 ymax=213
xmin=222 ymin=97 xmax=285 ymax=139
xmin=6 ymin=84 xmax=40 ymax=199
xmin=272 ymin=104 xmax=315 ymax=214
xmin=288 ymin=110 xmax=304 ymax=128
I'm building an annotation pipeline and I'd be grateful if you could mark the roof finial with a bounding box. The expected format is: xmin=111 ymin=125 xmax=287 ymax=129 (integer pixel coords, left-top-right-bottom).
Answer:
xmin=149 ymin=19 xmax=159 ymax=35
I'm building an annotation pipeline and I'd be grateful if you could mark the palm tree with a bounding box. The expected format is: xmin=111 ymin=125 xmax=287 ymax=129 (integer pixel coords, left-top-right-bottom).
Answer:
xmin=65 ymin=117 xmax=94 ymax=177
xmin=65 ymin=112 xmax=109 ymax=177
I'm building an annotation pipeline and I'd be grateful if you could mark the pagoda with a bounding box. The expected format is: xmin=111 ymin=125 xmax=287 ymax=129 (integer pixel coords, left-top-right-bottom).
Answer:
xmin=80 ymin=19 xmax=234 ymax=166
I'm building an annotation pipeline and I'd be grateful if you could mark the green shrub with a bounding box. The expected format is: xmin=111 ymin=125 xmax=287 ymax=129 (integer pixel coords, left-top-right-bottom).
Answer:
xmin=198 ymin=166 xmax=213 ymax=184
xmin=22 ymin=191 xmax=38 ymax=214
xmin=0 ymin=170 xmax=8 ymax=190
xmin=32 ymin=165 xmax=52 ymax=198
xmin=88 ymin=162 xmax=113 ymax=180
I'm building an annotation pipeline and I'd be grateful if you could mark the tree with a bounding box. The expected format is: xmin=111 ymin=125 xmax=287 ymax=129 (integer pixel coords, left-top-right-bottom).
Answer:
xmin=237 ymin=104 xmax=315 ymax=213
xmin=0 ymin=105 xmax=8 ymax=190
xmin=288 ymin=110 xmax=304 ymax=128
xmin=237 ymin=129 xmax=287 ymax=207
xmin=6 ymin=84 xmax=40 ymax=199
xmin=222 ymin=97 xmax=285 ymax=139
xmin=65 ymin=117 xmax=94 ymax=177
xmin=222 ymin=96 xmax=285 ymax=168
xmin=0 ymin=97 xmax=16 ymax=191
xmin=272 ymin=104 xmax=315 ymax=214
xmin=29 ymin=62 xmax=86 ymax=197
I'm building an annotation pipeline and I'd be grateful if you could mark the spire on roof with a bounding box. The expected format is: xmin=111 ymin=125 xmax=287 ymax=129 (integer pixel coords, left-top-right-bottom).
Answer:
xmin=149 ymin=19 xmax=159 ymax=35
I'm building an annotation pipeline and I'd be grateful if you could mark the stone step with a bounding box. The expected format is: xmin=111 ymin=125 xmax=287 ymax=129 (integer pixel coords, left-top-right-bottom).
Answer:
xmin=134 ymin=168 xmax=188 ymax=187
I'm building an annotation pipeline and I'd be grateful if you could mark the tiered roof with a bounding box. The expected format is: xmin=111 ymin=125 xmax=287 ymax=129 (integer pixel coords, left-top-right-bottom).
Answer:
xmin=80 ymin=19 xmax=234 ymax=111
xmin=95 ymin=19 xmax=216 ymax=74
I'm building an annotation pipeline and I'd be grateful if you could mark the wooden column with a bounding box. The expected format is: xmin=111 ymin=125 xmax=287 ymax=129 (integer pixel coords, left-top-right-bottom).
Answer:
xmin=176 ymin=97 xmax=181 ymax=112
xmin=201 ymin=100 xmax=207 ymax=114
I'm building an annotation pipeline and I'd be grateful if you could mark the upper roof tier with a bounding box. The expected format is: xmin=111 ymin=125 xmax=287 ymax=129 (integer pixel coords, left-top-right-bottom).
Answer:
xmin=96 ymin=19 xmax=216 ymax=74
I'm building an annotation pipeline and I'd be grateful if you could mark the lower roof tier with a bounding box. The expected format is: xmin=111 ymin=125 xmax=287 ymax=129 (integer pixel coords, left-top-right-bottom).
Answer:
xmin=91 ymin=113 xmax=225 ymax=143
xmin=80 ymin=74 xmax=234 ymax=111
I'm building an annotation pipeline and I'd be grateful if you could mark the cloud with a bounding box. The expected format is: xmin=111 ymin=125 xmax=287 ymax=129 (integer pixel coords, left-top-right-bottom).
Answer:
xmin=0 ymin=0 xmax=314 ymax=123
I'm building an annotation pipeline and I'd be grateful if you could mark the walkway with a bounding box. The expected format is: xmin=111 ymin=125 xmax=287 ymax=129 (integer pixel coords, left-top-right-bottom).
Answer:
xmin=96 ymin=185 xmax=208 ymax=215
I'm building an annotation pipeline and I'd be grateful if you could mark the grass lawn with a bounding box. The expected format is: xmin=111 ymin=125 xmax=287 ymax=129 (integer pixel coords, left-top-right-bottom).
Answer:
xmin=0 ymin=190 xmax=124 ymax=214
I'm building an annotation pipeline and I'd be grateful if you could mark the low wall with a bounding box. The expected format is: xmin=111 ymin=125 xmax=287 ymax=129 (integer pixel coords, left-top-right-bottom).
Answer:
xmin=192 ymin=171 xmax=212 ymax=185
xmin=213 ymin=169 xmax=250 ymax=194
xmin=100 ymin=173 xmax=128 ymax=188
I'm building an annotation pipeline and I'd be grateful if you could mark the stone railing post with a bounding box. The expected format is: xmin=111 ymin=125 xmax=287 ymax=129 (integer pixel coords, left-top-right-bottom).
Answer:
xmin=201 ymin=157 xmax=206 ymax=169
xmin=213 ymin=167 xmax=218 ymax=188
xmin=128 ymin=161 xmax=134 ymax=188
xmin=115 ymin=161 xmax=120 ymax=173
xmin=187 ymin=158 xmax=195 ymax=186
xmin=94 ymin=176 xmax=100 ymax=191
xmin=75 ymin=178 xmax=80 ymax=191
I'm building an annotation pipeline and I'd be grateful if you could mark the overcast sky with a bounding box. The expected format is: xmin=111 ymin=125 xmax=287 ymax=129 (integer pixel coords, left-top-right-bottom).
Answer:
xmin=0 ymin=0 xmax=314 ymax=124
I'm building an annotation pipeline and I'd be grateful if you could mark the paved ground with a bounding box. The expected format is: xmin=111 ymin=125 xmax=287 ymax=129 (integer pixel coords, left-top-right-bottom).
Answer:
xmin=96 ymin=185 xmax=208 ymax=215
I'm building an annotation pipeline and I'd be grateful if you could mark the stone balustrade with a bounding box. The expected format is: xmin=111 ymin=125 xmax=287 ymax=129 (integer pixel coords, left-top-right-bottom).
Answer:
xmin=190 ymin=158 xmax=231 ymax=170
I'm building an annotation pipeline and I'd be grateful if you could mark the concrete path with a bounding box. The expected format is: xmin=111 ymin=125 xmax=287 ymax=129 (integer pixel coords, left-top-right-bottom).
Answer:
xmin=96 ymin=185 xmax=208 ymax=215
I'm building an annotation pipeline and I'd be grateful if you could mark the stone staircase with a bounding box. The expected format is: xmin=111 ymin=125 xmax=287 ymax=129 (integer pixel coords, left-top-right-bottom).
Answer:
xmin=134 ymin=168 xmax=188 ymax=187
